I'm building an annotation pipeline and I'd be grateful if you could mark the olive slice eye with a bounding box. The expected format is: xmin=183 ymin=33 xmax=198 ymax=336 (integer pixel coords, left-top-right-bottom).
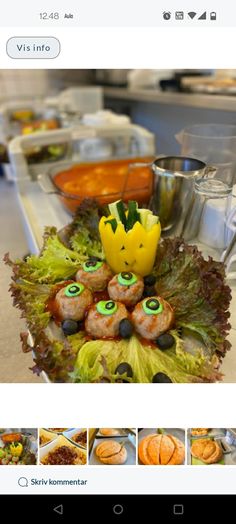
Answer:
xmin=143 ymin=298 xmax=163 ymax=315
xmin=64 ymin=283 xmax=84 ymax=297
xmin=96 ymin=300 xmax=118 ymax=315
xmin=118 ymin=272 xmax=138 ymax=286
xmin=83 ymin=259 xmax=103 ymax=272
xmin=139 ymin=243 xmax=144 ymax=248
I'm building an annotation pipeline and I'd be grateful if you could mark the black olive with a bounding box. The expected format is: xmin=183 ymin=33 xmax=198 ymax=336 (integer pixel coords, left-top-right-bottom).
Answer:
xmin=115 ymin=362 xmax=133 ymax=378
xmin=143 ymin=285 xmax=156 ymax=298
xmin=156 ymin=333 xmax=175 ymax=350
xmin=89 ymin=256 xmax=101 ymax=262
xmin=61 ymin=319 xmax=79 ymax=335
xmin=119 ymin=318 xmax=134 ymax=339
xmin=144 ymin=274 xmax=156 ymax=286
xmin=152 ymin=372 xmax=172 ymax=383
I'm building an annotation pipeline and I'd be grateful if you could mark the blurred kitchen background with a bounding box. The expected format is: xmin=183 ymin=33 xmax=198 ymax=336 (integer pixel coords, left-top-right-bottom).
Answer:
xmin=2 ymin=68 xmax=236 ymax=154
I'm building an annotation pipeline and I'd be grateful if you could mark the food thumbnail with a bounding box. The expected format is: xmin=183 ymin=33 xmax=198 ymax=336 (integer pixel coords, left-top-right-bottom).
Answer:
xmin=39 ymin=428 xmax=87 ymax=465
xmin=89 ymin=428 xmax=136 ymax=465
xmin=0 ymin=428 xmax=37 ymax=465
xmin=188 ymin=428 xmax=236 ymax=465
xmin=138 ymin=428 xmax=185 ymax=465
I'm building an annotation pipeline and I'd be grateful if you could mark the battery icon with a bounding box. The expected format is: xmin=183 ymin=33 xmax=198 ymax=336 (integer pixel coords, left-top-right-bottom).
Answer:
xmin=210 ymin=12 xmax=216 ymax=20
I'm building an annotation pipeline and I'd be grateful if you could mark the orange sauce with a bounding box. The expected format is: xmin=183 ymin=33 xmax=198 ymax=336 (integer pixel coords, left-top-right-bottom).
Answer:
xmin=53 ymin=157 xmax=154 ymax=213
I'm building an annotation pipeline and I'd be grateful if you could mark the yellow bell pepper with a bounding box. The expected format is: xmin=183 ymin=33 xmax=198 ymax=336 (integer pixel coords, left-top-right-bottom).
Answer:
xmin=9 ymin=442 xmax=23 ymax=457
xmin=99 ymin=215 xmax=161 ymax=276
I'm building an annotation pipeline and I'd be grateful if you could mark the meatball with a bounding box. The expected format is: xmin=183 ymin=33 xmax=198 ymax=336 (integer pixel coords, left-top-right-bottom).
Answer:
xmin=108 ymin=272 xmax=144 ymax=307
xmin=131 ymin=296 xmax=174 ymax=340
xmin=85 ymin=300 xmax=128 ymax=338
xmin=55 ymin=282 xmax=93 ymax=321
xmin=76 ymin=259 xmax=113 ymax=292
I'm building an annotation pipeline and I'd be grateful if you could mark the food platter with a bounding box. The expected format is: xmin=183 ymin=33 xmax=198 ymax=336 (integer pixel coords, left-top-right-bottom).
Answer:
xmin=5 ymin=198 xmax=232 ymax=384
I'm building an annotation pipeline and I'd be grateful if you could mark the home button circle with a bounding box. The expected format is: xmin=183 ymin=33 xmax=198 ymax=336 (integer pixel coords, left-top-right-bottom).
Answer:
xmin=113 ymin=504 xmax=124 ymax=515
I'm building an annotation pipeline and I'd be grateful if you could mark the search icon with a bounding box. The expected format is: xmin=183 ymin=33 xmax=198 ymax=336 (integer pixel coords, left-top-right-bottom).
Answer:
xmin=18 ymin=477 xmax=28 ymax=488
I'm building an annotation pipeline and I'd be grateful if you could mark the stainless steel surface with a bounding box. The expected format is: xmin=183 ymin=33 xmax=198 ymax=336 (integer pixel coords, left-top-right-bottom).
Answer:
xmin=104 ymin=87 xmax=236 ymax=112
xmin=150 ymin=155 xmax=208 ymax=234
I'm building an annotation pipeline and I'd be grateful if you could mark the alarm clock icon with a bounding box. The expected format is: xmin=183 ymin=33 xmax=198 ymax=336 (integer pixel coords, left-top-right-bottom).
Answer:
xmin=163 ymin=11 xmax=171 ymax=20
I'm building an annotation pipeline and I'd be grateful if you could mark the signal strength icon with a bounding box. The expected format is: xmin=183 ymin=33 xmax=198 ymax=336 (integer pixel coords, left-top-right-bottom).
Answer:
xmin=188 ymin=12 xmax=197 ymax=19
xmin=198 ymin=11 xmax=207 ymax=20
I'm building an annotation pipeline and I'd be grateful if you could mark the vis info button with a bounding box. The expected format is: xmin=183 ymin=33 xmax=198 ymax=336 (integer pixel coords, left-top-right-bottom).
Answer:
xmin=6 ymin=37 xmax=60 ymax=59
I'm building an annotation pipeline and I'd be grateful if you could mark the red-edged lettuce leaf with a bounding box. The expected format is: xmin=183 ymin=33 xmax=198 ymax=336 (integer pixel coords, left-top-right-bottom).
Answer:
xmin=153 ymin=238 xmax=232 ymax=356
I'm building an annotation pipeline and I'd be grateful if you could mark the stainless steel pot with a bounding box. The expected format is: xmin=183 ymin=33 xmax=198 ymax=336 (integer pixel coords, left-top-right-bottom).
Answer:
xmin=149 ymin=156 xmax=214 ymax=236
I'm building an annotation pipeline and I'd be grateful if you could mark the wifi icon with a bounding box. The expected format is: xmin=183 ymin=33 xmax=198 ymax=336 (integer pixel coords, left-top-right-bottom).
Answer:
xmin=188 ymin=12 xmax=197 ymax=19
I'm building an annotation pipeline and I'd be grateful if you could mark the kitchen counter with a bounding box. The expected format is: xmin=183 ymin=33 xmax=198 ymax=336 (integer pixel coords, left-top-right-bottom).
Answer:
xmin=0 ymin=178 xmax=42 ymax=383
xmin=104 ymin=87 xmax=236 ymax=112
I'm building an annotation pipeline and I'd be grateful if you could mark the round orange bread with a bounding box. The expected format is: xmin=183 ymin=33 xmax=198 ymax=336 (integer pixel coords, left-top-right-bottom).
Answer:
xmin=138 ymin=434 xmax=185 ymax=465
xmin=99 ymin=429 xmax=120 ymax=436
xmin=191 ymin=438 xmax=223 ymax=464
xmin=96 ymin=440 xmax=127 ymax=465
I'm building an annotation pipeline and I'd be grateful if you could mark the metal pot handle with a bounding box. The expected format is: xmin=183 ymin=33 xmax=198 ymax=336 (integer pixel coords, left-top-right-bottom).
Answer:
xmin=127 ymin=154 xmax=165 ymax=171
xmin=202 ymin=165 xmax=217 ymax=178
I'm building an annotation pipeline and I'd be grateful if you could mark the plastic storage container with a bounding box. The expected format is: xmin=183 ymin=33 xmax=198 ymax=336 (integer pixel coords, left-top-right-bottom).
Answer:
xmin=176 ymin=124 xmax=236 ymax=165
xmin=47 ymin=86 xmax=103 ymax=115
xmin=9 ymin=123 xmax=155 ymax=182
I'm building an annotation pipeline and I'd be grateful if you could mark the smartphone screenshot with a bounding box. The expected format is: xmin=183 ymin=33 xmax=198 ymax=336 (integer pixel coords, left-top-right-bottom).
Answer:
xmin=0 ymin=0 xmax=236 ymax=518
